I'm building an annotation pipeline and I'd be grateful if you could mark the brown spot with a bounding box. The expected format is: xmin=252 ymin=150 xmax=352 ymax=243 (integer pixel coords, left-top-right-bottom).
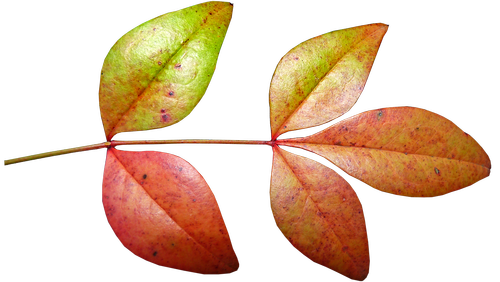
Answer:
xmin=153 ymin=251 xmax=157 ymax=256
xmin=174 ymin=63 xmax=182 ymax=69
xmin=342 ymin=246 xmax=349 ymax=252
xmin=157 ymin=61 xmax=162 ymax=65
xmin=294 ymin=57 xmax=299 ymax=61
xmin=161 ymin=114 xmax=170 ymax=122
xmin=142 ymin=174 xmax=147 ymax=179
xmin=160 ymin=108 xmax=166 ymax=113
xmin=192 ymin=199 xmax=196 ymax=202
xmin=464 ymin=132 xmax=469 ymax=137
xmin=377 ymin=110 xmax=383 ymax=120
xmin=169 ymin=91 xmax=175 ymax=96
xmin=153 ymin=28 xmax=156 ymax=31
xmin=434 ymin=167 xmax=440 ymax=175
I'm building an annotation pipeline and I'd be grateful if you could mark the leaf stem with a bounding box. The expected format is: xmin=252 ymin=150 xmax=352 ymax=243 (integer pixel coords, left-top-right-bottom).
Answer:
xmin=4 ymin=139 xmax=273 ymax=165
xmin=4 ymin=142 xmax=112 ymax=165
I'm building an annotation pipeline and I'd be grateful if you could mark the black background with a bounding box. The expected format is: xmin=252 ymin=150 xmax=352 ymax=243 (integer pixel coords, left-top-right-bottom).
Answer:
xmin=2 ymin=1 xmax=498 ymax=281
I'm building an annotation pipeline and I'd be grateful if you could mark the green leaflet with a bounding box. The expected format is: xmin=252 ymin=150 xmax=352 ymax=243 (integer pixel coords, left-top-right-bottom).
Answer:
xmin=99 ymin=2 xmax=233 ymax=140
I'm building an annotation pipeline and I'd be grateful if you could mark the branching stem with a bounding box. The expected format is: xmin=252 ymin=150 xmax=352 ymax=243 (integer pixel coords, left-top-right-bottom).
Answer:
xmin=4 ymin=139 xmax=274 ymax=165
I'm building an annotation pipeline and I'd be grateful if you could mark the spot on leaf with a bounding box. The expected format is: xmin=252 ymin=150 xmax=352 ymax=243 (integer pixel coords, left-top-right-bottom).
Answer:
xmin=161 ymin=114 xmax=170 ymax=122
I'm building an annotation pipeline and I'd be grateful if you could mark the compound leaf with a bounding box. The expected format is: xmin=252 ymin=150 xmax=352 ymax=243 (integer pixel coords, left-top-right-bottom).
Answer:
xmin=102 ymin=148 xmax=239 ymax=274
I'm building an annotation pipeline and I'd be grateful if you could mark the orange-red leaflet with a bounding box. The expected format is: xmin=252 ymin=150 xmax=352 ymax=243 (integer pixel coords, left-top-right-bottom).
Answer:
xmin=280 ymin=107 xmax=491 ymax=197
xmin=271 ymin=146 xmax=369 ymax=280
xmin=103 ymin=148 xmax=238 ymax=274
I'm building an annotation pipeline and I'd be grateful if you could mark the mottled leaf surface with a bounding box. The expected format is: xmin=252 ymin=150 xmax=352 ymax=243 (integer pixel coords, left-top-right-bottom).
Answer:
xmin=271 ymin=146 xmax=369 ymax=280
xmin=100 ymin=2 xmax=233 ymax=140
xmin=269 ymin=23 xmax=388 ymax=140
xmin=281 ymin=107 xmax=491 ymax=197
xmin=102 ymin=148 xmax=238 ymax=274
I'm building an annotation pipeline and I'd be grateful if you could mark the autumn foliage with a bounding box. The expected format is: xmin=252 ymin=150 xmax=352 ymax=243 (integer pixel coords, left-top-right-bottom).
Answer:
xmin=4 ymin=2 xmax=491 ymax=281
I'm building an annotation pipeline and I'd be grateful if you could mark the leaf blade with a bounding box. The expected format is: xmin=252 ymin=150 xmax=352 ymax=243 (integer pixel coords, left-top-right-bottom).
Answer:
xmin=99 ymin=2 xmax=233 ymax=140
xmin=102 ymin=148 xmax=238 ymax=274
xmin=269 ymin=23 xmax=388 ymax=140
xmin=282 ymin=107 xmax=491 ymax=196
xmin=271 ymin=146 xmax=369 ymax=280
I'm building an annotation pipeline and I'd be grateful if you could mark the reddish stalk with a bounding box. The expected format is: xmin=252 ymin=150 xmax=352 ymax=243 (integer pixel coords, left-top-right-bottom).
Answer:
xmin=111 ymin=139 xmax=273 ymax=146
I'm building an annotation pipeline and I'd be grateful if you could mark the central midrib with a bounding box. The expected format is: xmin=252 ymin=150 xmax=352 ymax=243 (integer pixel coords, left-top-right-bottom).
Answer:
xmin=111 ymin=150 xmax=233 ymax=269
xmin=273 ymin=25 xmax=386 ymax=139
xmin=275 ymin=148 xmax=360 ymax=271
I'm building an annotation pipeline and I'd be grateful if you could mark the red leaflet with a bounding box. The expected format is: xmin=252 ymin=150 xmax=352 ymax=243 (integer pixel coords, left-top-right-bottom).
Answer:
xmin=102 ymin=148 xmax=238 ymax=274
